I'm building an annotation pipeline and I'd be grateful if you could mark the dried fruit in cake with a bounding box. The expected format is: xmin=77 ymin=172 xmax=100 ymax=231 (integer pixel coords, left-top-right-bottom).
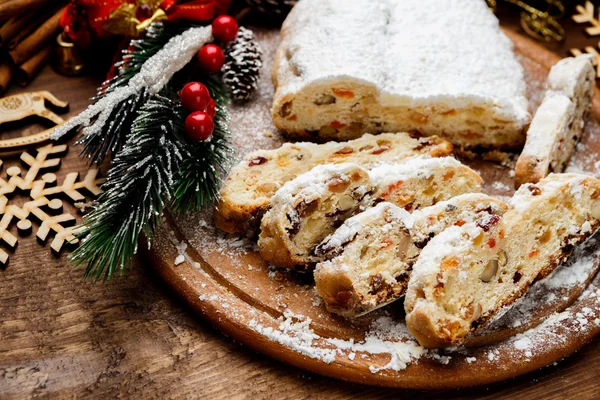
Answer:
xmin=405 ymin=173 xmax=600 ymax=348
xmin=314 ymin=194 xmax=508 ymax=318
xmin=258 ymin=163 xmax=373 ymax=269
xmin=515 ymin=54 xmax=595 ymax=188
xmin=272 ymin=0 xmax=530 ymax=148
xmin=368 ymin=157 xmax=483 ymax=213
xmin=259 ymin=156 xmax=483 ymax=269
xmin=214 ymin=132 xmax=453 ymax=234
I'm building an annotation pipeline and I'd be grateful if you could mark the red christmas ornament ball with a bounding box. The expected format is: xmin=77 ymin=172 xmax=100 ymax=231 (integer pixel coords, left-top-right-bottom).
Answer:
xmin=180 ymin=82 xmax=211 ymax=111
xmin=185 ymin=111 xmax=214 ymax=141
xmin=197 ymin=44 xmax=224 ymax=74
xmin=204 ymin=98 xmax=216 ymax=118
xmin=212 ymin=15 xmax=238 ymax=42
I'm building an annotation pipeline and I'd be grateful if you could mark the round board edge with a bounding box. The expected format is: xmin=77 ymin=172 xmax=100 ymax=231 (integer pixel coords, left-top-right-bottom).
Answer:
xmin=144 ymin=30 xmax=600 ymax=390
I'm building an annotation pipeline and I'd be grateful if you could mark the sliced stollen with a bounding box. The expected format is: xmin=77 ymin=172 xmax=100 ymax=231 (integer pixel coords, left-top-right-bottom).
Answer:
xmin=368 ymin=157 xmax=483 ymax=212
xmin=405 ymin=173 xmax=600 ymax=349
xmin=259 ymin=156 xmax=483 ymax=269
xmin=258 ymin=163 xmax=373 ymax=269
xmin=515 ymin=54 xmax=595 ymax=188
xmin=215 ymin=132 xmax=452 ymax=234
xmin=272 ymin=0 xmax=530 ymax=148
xmin=314 ymin=194 xmax=508 ymax=318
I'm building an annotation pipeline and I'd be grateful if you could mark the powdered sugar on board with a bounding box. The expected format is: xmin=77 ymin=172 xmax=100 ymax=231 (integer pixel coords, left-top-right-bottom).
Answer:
xmin=149 ymin=26 xmax=600 ymax=380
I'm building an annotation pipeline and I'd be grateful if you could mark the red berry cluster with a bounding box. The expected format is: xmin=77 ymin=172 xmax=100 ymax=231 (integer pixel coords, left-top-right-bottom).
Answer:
xmin=196 ymin=15 xmax=238 ymax=74
xmin=180 ymin=82 xmax=216 ymax=141
xmin=182 ymin=16 xmax=239 ymax=141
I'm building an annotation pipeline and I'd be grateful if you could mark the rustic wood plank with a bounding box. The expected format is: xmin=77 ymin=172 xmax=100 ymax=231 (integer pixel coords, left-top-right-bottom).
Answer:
xmin=0 ymin=16 xmax=599 ymax=399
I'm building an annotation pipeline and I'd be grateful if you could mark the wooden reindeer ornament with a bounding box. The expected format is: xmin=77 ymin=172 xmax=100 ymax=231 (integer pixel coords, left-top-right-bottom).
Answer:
xmin=0 ymin=90 xmax=69 ymax=149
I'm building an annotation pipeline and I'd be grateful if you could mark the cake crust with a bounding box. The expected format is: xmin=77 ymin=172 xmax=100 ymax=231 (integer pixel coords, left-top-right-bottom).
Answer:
xmin=272 ymin=0 xmax=531 ymax=148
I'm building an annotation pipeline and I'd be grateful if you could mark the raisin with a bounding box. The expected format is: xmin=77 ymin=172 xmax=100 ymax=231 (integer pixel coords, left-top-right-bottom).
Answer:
xmin=512 ymin=271 xmax=522 ymax=284
xmin=296 ymin=199 xmax=318 ymax=217
xmin=248 ymin=156 xmax=268 ymax=167
xmin=414 ymin=237 xmax=431 ymax=249
xmin=368 ymin=274 xmax=386 ymax=295
xmin=528 ymin=185 xmax=542 ymax=196
xmin=279 ymin=101 xmax=292 ymax=117
xmin=336 ymin=291 xmax=353 ymax=309
xmin=286 ymin=212 xmax=301 ymax=236
xmin=476 ymin=215 xmax=500 ymax=232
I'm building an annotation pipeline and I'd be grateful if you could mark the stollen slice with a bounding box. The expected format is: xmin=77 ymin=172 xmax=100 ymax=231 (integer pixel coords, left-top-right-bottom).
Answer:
xmin=515 ymin=54 xmax=595 ymax=188
xmin=258 ymin=163 xmax=373 ymax=269
xmin=405 ymin=173 xmax=600 ymax=349
xmin=259 ymin=156 xmax=483 ymax=269
xmin=215 ymin=132 xmax=452 ymax=234
xmin=314 ymin=194 xmax=508 ymax=318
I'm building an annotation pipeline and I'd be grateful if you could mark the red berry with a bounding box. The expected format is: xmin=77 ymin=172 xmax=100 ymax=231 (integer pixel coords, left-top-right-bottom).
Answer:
xmin=136 ymin=3 xmax=153 ymax=21
xmin=197 ymin=44 xmax=224 ymax=74
xmin=185 ymin=111 xmax=214 ymax=141
xmin=180 ymin=82 xmax=211 ymax=111
xmin=212 ymin=15 xmax=238 ymax=42
xmin=204 ymin=98 xmax=216 ymax=118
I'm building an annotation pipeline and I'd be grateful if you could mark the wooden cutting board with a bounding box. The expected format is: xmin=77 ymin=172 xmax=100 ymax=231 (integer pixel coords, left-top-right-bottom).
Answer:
xmin=145 ymin=29 xmax=600 ymax=389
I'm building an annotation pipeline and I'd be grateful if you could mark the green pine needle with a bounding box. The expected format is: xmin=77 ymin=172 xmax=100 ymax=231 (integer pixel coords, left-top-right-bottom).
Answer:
xmin=171 ymin=75 xmax=234 ymax=212
xmin=79 ymin=21 xmax=200 ymax=166
xmin=71 ymin=91 xmax=189 ymax=281
xmin=70 ymin=24 xmax=234 ymax=281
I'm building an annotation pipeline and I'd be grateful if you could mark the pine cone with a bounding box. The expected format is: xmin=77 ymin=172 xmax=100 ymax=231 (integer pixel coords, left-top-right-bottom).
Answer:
xmin=222 ymin=27 xmax=263 ymax=102
xmin=245 ymin=0 xmax=298 ymax=17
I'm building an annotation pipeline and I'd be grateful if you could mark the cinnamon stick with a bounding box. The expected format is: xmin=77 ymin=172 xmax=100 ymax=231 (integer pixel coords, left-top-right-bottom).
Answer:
xmin=16 ymin=43 xmax=51 ymax=86
xmin=7 ymin=6 xmax=55 ymax=49
xmin=0 ymin=0 xmax=49 ymax=20
xmin=0 ymin=10 xmax=36 ymax=46
xmin=0 ymin=62 xmax=14 ymax=95
xmin=8 ymin=6 xmax=63 ymax=65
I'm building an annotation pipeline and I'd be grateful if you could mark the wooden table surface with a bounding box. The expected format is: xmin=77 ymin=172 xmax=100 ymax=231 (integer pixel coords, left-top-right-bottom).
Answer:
xmin=1 ymin=10 xmax=600 ymax=400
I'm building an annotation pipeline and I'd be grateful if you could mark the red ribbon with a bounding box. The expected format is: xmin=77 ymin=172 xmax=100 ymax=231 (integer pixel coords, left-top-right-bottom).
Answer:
xmin=162 ymin=0 xmax=231 ymax=21
xmin=61 ymin=0 xmax=232 ymax=47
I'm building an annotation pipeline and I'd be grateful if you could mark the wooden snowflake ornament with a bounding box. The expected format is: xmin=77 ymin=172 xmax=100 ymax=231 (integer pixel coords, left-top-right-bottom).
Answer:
xmin=0 ymin=143 xmax=103 ymax=265
xmin=572 ymin=1 xmax=600 ymax=36
xmin=570 ymin=1 xmax=600 ymax=78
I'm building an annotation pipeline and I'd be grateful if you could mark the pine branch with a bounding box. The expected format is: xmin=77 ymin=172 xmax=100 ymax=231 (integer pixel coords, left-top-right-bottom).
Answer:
xmin=96 ymin=22 xmax=199 ymax=99
xmin=70 ymin=91 xmax=191 ymax=281
xmin=77 ymin=21 xmax=202 ymax=166
xmin=171 ymin=75 xmax=234 ymax=212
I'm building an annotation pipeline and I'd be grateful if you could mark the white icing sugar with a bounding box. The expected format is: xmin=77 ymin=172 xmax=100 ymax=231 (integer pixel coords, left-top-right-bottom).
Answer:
xmin=509 ymin=173 xmax=588 ymax=213
xmin=409 ymin=222 xmax=484 ymax=285
xmin=276 ymin=0 xmax=529 ymax=123
xmin=546 ymin=54 xmax=595 ymax=99
xmin=519 ymin=94 xmax=572 ymax=158
xmin=271 ymin=163 xmax=369 ymax=206
xmin=319 ymin=202 xmax=414 ymax=252
xmin=249 ymin=311 xmax=426 ymax=372
xmin=368 ymin=156 xmax=462 ymax=187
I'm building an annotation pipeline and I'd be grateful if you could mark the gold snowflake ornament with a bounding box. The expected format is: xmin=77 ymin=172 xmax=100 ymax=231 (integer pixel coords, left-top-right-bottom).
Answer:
xmin=0 ymin=143 xmax=103 ymax=265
